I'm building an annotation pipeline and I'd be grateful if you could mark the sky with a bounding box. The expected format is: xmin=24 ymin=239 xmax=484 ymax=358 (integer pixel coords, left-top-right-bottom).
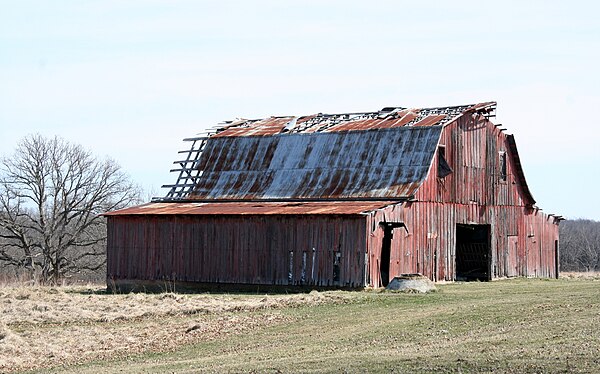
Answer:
xmin=1 ymin=0 xmax=599 ymax=220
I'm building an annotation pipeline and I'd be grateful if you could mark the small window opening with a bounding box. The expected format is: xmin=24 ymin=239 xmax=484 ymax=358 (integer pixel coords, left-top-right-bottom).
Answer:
xmin=437 ymin=145 xmax=452 ymax=178
xmin=288 ymin=251 xmax=294 ymax=283
xmin=301 ymin=250 xmax=307 ymax=284
xmin=333 ymin=252 xmax=341 ymax=283
xmin=499 ymin=151 xmax=507 ymax=181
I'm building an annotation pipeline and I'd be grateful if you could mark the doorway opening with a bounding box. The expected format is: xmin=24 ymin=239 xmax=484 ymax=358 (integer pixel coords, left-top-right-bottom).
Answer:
xmin=455 ymin=224 xmax=491 ymax=281
xmin=379 ymin=222 xmax=406 ymax=287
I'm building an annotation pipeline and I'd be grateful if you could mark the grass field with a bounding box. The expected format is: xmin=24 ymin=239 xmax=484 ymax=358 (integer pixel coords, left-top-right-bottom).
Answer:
xmin=1 ymin=277 xmax=600 ymax=373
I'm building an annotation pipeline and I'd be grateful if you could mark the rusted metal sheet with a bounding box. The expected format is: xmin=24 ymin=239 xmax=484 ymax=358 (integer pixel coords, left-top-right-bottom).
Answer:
xmin=107 ymin=215 xmax=368 ymax=287
xmin=104 ymin=201 xmax=395 ymax=216
xmin=467 ymin=101 xmax=497 ymax=114
xmin=324 ymin=110 xmax=419 ymax=132
xmin=412 ymin=114 xmax=446 ymax=127
xmin=207 ymin=103 xmax=492 ymax=138
xmin=190 ymin=126 xmax=442 ymax=201
xmin=211 ymin=117 xmax=293 ymax=138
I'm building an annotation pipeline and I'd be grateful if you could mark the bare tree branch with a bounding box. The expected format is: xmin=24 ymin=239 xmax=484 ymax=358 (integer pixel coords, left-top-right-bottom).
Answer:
xmin=0 ymin=134 xmax=141 ymax=283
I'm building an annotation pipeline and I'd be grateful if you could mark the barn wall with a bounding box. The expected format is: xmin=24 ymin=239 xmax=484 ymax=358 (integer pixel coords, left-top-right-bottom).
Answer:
xmin=107 ymin=215 xmax=368 ymax=287
xmin=365 ymin=113 xmax=559 ymax=287
xmin=366 ymin=203 xmax=559 ymax=287
xmin=415 ymin=113 xmax=530 ymax=206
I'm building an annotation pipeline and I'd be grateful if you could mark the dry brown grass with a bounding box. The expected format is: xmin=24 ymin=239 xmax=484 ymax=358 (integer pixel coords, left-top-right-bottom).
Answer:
xmin=3 ymin=277 xmax=600 ymax=373
xmin=38 ymin=277 xmax=600 ymax=374
xmin=0 ymin=284 xmax=351 ymax=372
xmin=559 ymin=271 xmax=600 ymax=279
xmin=0 ymin=284 xmax=349 ymax=325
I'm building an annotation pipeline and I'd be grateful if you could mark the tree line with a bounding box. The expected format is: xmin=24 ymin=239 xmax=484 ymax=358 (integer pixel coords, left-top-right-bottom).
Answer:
xmin=559 ymin=218 xmax=600 ymax=272
xmin=0 ymin=134 xmax=140 ymax=283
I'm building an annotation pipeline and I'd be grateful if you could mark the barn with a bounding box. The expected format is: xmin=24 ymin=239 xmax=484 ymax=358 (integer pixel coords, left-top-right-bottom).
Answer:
xmin=104 ymin=102 xmax=562 ymax=290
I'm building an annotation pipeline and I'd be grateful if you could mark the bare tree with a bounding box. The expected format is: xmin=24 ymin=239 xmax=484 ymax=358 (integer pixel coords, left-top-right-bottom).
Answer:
xmin=0 ymin=134 xmax=141 ymax=283
xmin=560 ymin=219 xmax=600 ymax=272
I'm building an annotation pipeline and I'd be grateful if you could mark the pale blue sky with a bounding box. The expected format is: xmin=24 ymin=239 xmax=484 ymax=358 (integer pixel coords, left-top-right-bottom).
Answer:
xmin=1 ymin=1 xmax=599 ymax=219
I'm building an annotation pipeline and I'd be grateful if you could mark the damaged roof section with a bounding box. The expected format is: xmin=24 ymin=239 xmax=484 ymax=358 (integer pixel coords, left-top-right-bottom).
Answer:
xmin=211 ymin=102 xmax=496 ymax=137
xmin=162 ymin=102 xmax=496 ymax=201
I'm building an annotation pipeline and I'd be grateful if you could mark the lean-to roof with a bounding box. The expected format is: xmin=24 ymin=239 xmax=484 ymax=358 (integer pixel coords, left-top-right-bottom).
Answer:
xmin=103 ymin=201 xmax=397 ymax=216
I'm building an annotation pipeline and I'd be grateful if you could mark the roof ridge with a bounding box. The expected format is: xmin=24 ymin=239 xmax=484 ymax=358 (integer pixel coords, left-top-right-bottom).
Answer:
xmin=211 ymin=102 xmax=496 ymax=137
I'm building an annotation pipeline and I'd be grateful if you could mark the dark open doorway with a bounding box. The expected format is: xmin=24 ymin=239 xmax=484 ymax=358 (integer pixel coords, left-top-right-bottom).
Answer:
xmin=379 ymin=222 xmax=406 ymax=287
xmin=455 ymin=224 xmax=491 ymax=281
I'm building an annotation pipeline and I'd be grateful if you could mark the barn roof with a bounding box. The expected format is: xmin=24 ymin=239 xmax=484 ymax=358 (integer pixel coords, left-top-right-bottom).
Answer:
xmin=209 ymin=101 xmax=495 ymax=137
xmin=103 ymin=201 xmax=396 ymax=216
xmin=161 ymin=102 xmax=497 ymax=202
xmin=189 ymin=126 xmax=441 ymax=201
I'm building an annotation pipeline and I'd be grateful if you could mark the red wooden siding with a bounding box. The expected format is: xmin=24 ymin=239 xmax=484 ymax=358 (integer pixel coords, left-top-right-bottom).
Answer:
xmin=107 ymin=215 xmax=368 ymax=287
xmin=363 ymin=113 xmax=559 ymax=287
xmin=415 ymin=113 xmax=531 ymax=206
xmin=365 ymin=203 xmax=558 ymax=287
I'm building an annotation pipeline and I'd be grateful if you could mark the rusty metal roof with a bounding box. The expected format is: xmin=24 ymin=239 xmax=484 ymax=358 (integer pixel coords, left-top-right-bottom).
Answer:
xmin=210 ymin=102 xmax=496 ymax=137
xmin=189 ymin=125 xmax=442 ymax=201
xmin=162 ymin=102 xmax=497 ymax=201
xmin=103 ymin=201 xmax=397 ymax=216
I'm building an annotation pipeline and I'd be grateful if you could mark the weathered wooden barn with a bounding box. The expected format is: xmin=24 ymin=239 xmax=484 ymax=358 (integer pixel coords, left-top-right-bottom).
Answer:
xmin=104 ymin=102 xmax=562 ymax=289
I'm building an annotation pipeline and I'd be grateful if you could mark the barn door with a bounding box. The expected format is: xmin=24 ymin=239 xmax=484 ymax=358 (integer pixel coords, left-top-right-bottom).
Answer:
xmin=455 ymin=224 xmax=491 ymax=281
xmin=506 ymin=236 xmax=518 ymax=277
xmin=380 ymin=227 xmax=392 ymax=287
xmin=378 ymin=222 xmax=406 ymax=287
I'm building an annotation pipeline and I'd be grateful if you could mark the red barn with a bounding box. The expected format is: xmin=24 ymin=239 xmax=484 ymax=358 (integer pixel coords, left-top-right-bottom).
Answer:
xmin=104 ymin=102 xmax=561 ymax=290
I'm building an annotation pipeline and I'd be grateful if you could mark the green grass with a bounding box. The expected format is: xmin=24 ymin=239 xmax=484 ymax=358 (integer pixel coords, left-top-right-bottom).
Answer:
xmin=42 ymin=278 xmax=600 ymax=373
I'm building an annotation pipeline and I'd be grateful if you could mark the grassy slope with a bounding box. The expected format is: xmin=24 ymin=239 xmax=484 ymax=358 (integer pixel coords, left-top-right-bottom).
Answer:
xmin=44 ymin=278 xmax=600 ymax=374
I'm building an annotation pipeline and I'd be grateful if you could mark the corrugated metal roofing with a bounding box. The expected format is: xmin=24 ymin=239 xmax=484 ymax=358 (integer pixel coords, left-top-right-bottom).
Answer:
xmin=210 ymin=102 xmax=496 ymax=137
xmin=190 ymin=125 xmax=442 ymax=201
xmin=162 ymin=102 xmax=497 ymax=201
xmin=103 ymin=201 xmax=397 ymax=216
